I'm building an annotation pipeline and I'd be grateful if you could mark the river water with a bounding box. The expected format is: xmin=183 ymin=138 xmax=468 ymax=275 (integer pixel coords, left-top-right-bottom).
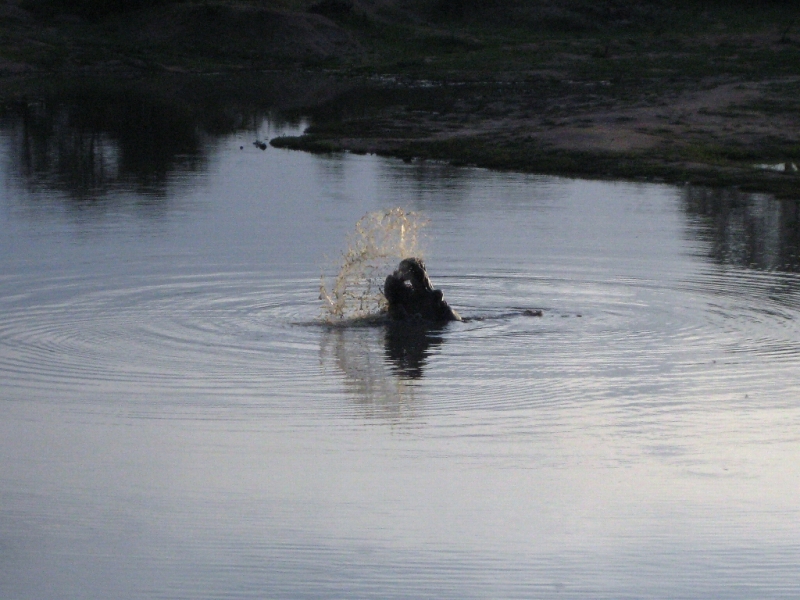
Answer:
xmin=1 ymin=80 xmax=800 ymax=599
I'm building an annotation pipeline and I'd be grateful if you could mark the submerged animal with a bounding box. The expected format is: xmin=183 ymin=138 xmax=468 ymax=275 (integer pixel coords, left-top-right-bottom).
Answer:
xmin=384 ymin=258 xmax=461 ymax=322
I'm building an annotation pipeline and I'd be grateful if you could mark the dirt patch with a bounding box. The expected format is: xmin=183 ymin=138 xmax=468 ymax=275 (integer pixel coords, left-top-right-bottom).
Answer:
xmin=533 ymin=81 xmax=767 ymax=154
xmin=537 ymin=124 xmax=657 ymax=153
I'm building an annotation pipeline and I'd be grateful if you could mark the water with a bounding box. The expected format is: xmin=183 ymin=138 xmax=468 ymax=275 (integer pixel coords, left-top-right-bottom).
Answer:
xmin=1 ymin=80 xmax=800 ymax=600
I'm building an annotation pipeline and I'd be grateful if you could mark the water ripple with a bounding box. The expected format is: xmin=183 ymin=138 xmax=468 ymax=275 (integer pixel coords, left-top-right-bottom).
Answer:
xmin=2 ymin=265 xmax=799 ymax=422
xmin=0 ymin=272 xmax=326 ymax=414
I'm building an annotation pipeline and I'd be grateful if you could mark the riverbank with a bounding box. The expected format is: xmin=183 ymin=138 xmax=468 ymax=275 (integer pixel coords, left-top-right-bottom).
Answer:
xmin=3 ymin=0 xmax=799 ymax=198
xmin=271 ymin=68 xmax=800 ymax=199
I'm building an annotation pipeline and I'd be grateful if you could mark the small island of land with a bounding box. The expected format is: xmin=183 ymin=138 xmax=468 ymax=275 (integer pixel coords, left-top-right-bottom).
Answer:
xmin=2 ymin=0 xmax=800 ymax=198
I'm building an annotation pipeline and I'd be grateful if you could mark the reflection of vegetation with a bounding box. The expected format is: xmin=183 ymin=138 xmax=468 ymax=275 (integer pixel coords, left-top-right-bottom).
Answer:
xmin=6 ymin=84 xmax=205 ymax=199
xmin=0 ymin=73 xmax=343 ymax=203
xmin=683 ymin=186 xmax=800 ymax=272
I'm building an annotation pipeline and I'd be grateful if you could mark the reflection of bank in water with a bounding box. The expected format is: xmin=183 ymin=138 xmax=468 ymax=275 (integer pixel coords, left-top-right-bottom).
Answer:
xmin=0 ymin=73 xmax=339 ymax=202
xmin=683 ymin=186 xmax=800 ymax=272
xmin=319 ymin=324 xmax=444 ymax=420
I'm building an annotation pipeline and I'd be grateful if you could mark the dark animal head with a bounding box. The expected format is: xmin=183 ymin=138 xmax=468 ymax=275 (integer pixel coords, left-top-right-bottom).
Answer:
xmin=396 ymin=257 xmax=434 ymax=292
xmin=384 ymin=258 xmax=461 ymax=322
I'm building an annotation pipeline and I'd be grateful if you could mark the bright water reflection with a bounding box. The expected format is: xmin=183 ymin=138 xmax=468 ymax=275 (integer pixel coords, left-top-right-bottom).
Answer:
xmin=1 ymin=82 xmax=800 ymax=600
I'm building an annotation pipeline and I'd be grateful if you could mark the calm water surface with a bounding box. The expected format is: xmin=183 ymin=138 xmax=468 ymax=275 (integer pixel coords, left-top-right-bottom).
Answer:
xmin=1 ymin=86 xmax=800 ymax=599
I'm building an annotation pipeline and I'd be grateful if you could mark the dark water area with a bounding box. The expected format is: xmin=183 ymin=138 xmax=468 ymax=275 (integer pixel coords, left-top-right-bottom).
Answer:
xmin=1 ymin=76 xmax=800 ymax=600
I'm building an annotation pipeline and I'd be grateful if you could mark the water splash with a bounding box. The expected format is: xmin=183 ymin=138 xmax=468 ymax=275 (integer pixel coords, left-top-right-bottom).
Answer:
xmin=320 ymin=208 xmax=427 ymax=322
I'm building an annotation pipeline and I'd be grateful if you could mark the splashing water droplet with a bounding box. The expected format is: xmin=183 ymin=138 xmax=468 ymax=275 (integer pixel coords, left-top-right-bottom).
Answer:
xmin=320 ymin=208 xmax=427 ymax=322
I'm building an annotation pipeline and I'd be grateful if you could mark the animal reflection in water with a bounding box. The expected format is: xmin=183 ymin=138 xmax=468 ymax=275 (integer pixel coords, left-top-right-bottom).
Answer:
xmin=384 ymin=322 xmax=445 ymax=379
xmin=320 ymin=315 xmax=445 ymax=387
xmin=319 ymin=324 xmax=443 ymax=417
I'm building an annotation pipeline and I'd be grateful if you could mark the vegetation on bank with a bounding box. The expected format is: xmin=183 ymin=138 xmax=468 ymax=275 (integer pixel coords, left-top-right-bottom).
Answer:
xmin=2 ymin=0 xmax=800 ymax=197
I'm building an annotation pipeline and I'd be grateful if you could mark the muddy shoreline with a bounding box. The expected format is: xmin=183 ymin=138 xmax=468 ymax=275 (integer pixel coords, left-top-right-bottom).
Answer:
xmin=269 ymin=57 xmax=800 ymax=199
